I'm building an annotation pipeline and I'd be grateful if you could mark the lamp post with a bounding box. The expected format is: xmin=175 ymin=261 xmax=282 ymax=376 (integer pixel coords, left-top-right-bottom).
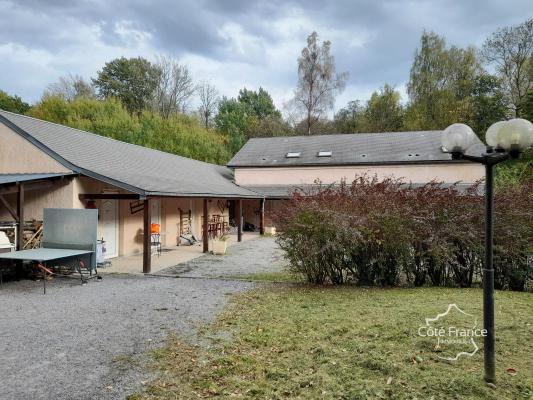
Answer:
xmin=441 ymin=119 xmax=533 ymax=384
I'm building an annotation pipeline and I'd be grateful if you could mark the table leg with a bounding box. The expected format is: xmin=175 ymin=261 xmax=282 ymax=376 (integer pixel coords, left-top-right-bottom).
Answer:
xmin=43 ymin=263 xmax=46 ymax=295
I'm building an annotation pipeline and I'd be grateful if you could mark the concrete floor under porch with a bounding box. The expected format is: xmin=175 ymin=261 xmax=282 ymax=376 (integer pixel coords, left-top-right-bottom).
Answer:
xmin=101 ymin=232 xmax=260 ymax=274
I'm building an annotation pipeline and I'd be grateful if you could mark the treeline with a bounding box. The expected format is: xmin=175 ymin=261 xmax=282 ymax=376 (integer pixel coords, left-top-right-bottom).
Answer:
xmin=0 ymin=18 xmax=532 ymax=178
xmin=28 ymin=96 xmax=230 ymax=164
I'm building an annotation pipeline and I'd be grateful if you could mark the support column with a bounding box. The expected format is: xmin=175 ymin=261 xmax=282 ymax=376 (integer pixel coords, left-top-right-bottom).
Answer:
xmin=259 ymin=198 xmax=265 ymax=235
xmin=237 ymin=199 xmax=243 ymax=242
xmin=16 ymin=183 xmax=24 ymax=250
xmin=203 ymin=198 xmax=208 ymax=253
xmin=143 ymin=198 xmax=151 ymax=274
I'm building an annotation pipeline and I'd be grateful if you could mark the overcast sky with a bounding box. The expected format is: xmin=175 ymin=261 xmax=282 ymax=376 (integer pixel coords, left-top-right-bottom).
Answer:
xmin=1 ymin=0 xmax=531 ymax=113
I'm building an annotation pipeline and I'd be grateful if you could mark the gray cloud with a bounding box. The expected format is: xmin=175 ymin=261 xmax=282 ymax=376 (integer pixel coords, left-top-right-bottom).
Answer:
xmin=1 ymin=0 xmax=532 ymax=108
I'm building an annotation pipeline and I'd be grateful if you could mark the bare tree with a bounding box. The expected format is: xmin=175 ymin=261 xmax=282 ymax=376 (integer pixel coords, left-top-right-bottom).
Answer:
xmin=153 ymin=55 xmax=195 ymax=117
xmin=294 ymin=32 xmax=348 ymax=134
xmin=482 ymin=18 xmax=533 ymax=116
xmin=46 ymin=74 xmax=95 ymax=100
xmin=197 ymin=82 xmax=219 ymax=128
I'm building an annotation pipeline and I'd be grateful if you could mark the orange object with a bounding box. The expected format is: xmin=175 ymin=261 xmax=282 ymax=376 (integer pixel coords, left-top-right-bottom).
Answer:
xmin=151 ymin=223 xmax=161 ymax=234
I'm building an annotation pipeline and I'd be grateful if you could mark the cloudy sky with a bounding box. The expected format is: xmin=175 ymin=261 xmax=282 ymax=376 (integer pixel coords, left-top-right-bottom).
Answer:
xmin=1 ymin=0 xmax=531 ymax=112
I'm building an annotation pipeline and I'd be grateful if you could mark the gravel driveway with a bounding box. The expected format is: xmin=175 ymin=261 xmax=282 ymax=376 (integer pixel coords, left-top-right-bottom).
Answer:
xmin=159 ymin=236 xmax=285 ymax=278
xmin=1 ymin=236 xmax=283 ymax=400
xmin=0 ymin=274 xmax=253 ymax=400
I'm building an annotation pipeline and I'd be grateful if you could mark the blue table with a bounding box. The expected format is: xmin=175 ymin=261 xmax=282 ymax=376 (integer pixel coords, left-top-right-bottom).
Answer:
xmin=0 ymin=248 xmax=94 ymax=294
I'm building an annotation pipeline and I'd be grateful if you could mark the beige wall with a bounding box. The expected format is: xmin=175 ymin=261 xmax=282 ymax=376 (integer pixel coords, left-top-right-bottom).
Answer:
xmin=242 ymin=199 xmax=262 ymax=228
xmin=0 ymin=123 xmax=71 ymax=173
xmin=234 ymin=163 xmax=485 ymax=186
xmin=0 ymin=179 xmax=74 ymax=221
xmin=242 ymin=199 xmax=283 ymax=230
xmin=112 ymin=196 xmax=231 ymax=257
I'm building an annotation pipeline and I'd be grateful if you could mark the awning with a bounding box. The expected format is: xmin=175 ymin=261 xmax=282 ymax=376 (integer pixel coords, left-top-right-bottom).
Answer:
xmin=0 ymin=173 xmax=75 ymax=186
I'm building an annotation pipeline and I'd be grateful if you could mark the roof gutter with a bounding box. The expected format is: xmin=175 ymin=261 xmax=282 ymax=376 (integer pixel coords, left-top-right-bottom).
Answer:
xmin=145 ymin=191 xmax=264 ymax=199
xmin=226 ymin=159 xmax=477 ymax=169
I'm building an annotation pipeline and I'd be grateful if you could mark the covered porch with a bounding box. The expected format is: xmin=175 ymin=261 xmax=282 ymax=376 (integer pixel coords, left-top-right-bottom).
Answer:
xmin=102 ymin=231 xmax=260 ymax=274
xmin=78 ymin=189 xmax=266 ymax=274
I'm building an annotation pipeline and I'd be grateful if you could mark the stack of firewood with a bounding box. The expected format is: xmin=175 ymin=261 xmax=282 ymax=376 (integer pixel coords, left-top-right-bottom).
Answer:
xmin=22 ymin=220 xmax=43 ymax=249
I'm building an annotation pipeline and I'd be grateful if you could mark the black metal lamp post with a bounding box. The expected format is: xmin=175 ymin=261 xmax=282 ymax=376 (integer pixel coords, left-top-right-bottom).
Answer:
xmin=441 ymin=119 xmax=533 ymax=384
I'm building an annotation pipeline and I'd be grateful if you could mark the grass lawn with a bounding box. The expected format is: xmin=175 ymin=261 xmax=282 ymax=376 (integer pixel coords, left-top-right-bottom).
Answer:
xmin=228 ymin=271 xmax=302 ymax=283
xmin=131 ymin=285 xmax=532 ymax=400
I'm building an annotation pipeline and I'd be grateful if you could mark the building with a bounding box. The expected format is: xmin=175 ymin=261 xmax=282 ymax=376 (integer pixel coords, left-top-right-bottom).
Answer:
xmin=227 ymin=132 xmax=485 ymax=228
xmin=1 ymin=110 xmax=485 ymax=273
xmin=0 ymin=110 xmax=261 ymax=273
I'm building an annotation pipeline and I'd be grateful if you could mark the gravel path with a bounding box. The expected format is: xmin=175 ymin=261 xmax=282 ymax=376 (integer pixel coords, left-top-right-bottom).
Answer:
xmin=0 ymin=275 xmax=254 ymax=400
xmin=159 ymin=236 xmax=285 ymax=278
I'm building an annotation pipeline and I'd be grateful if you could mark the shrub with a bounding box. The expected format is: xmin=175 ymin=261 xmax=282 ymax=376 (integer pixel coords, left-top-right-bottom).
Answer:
xmin=274 ymin=177 xmax=532 ymax=291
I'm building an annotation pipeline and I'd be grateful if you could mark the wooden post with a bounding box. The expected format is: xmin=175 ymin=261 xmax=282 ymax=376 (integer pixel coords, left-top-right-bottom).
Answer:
xmin=237 ymin=199 xmax=243 ymax=242
xmin=203 ymin=198 xmax=208 ymax=253
xmin=259 ymin=198 xmax=265 ymax=235
xmin=143 ymin=198 xmax=151 ymax=273
xmin=16 ymin=183 xmax=24 ymax=250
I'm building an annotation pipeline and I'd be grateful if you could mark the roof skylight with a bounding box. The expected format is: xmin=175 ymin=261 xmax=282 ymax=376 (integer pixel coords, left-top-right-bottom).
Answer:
xmin=317 ymin=151 xmax=332 ymax=157
xmin=286 ymin=152 xmax=301 ymax=158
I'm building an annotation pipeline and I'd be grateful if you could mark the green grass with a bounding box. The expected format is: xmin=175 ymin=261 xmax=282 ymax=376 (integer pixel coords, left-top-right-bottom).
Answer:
xmin=228 ymin=271 xmax=302 ymax=283
xmin=131 ymin=286 xmax=533 ymax=400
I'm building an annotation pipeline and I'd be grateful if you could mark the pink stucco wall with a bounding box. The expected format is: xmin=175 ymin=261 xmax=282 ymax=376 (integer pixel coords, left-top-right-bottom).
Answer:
xmin=234 ymin=163 xmax=485 ymax=186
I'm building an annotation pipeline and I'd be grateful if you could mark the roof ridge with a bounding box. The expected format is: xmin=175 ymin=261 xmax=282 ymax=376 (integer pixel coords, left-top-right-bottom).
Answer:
xmin=246 ymin=130 xmax=444 ymax=141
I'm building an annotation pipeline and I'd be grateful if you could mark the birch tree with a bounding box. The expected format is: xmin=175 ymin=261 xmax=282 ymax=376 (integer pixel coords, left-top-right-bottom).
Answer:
xmin=197 ymin=82 xmax=219 ymax=128
xmin=294 ymin=32 xmax=348 ymax=135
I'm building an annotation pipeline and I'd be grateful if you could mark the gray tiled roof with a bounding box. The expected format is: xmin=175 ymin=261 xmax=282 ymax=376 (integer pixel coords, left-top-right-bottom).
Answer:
xmin=228 ymin=131 xmax=486 ymax=167
xmin=0 ymin=173 xmax=74 ymax=186
xmin=0 ymin=110 xmax=260 ymax=198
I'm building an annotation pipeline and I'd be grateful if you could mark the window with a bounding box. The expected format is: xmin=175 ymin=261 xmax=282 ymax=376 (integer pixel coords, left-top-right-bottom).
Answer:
xmin=286 ymin=152 xmax=301 ymax=158
xmin=317 ymin=151 xmax=332 ymax=157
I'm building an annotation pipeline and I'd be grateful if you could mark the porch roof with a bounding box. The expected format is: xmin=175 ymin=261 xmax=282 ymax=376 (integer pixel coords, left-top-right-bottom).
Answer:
xmin=0 ymin=110 xmax=261 ymax=199
xmin=0 ymin=173 xmax=74 ymax=186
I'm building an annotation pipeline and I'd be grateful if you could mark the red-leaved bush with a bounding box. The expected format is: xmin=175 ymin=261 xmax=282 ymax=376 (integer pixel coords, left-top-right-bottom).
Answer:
xmin=273 ymin=176 xmax=532 ymax=291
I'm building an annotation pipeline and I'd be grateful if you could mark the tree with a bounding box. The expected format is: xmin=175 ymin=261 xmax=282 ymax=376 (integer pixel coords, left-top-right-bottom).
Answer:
xmin=522 ymin=89 xmax=533 ymax=122
xmin=470 ymin=74 xmax=507 ymax=139
xmin=405 ymin=31 xmax=480 ymax=130
xmin=237 ymin=87 xmax=281 ymax=119
xmin=215 ymin=87 xmax=285 ymax=153
xmin=482 ymin=18 xmax=533 ymax=116
xmin=46 ymin=74 xmax=94 ymax=100
xmin=215 ymin=97 xmax=249 ymax=154
xmin=92 ymin=57 xmax=160 ymax=115
xmin=248 ymin=115 xmax=293 ymax=138
xmin=333 ymin=100 xmax=366 ymax=133
xmin=294 ymin=32 xmax=348 ymax=134
xmin=153 ymin=56 xmax=195 ymax=117
xmin=364 ymin=84 xmax=404 ymax=132
xmin=197 ymin=82 xmax=219 ymax=128
xmin=0 ymin=90 xmax=30 ymax=114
